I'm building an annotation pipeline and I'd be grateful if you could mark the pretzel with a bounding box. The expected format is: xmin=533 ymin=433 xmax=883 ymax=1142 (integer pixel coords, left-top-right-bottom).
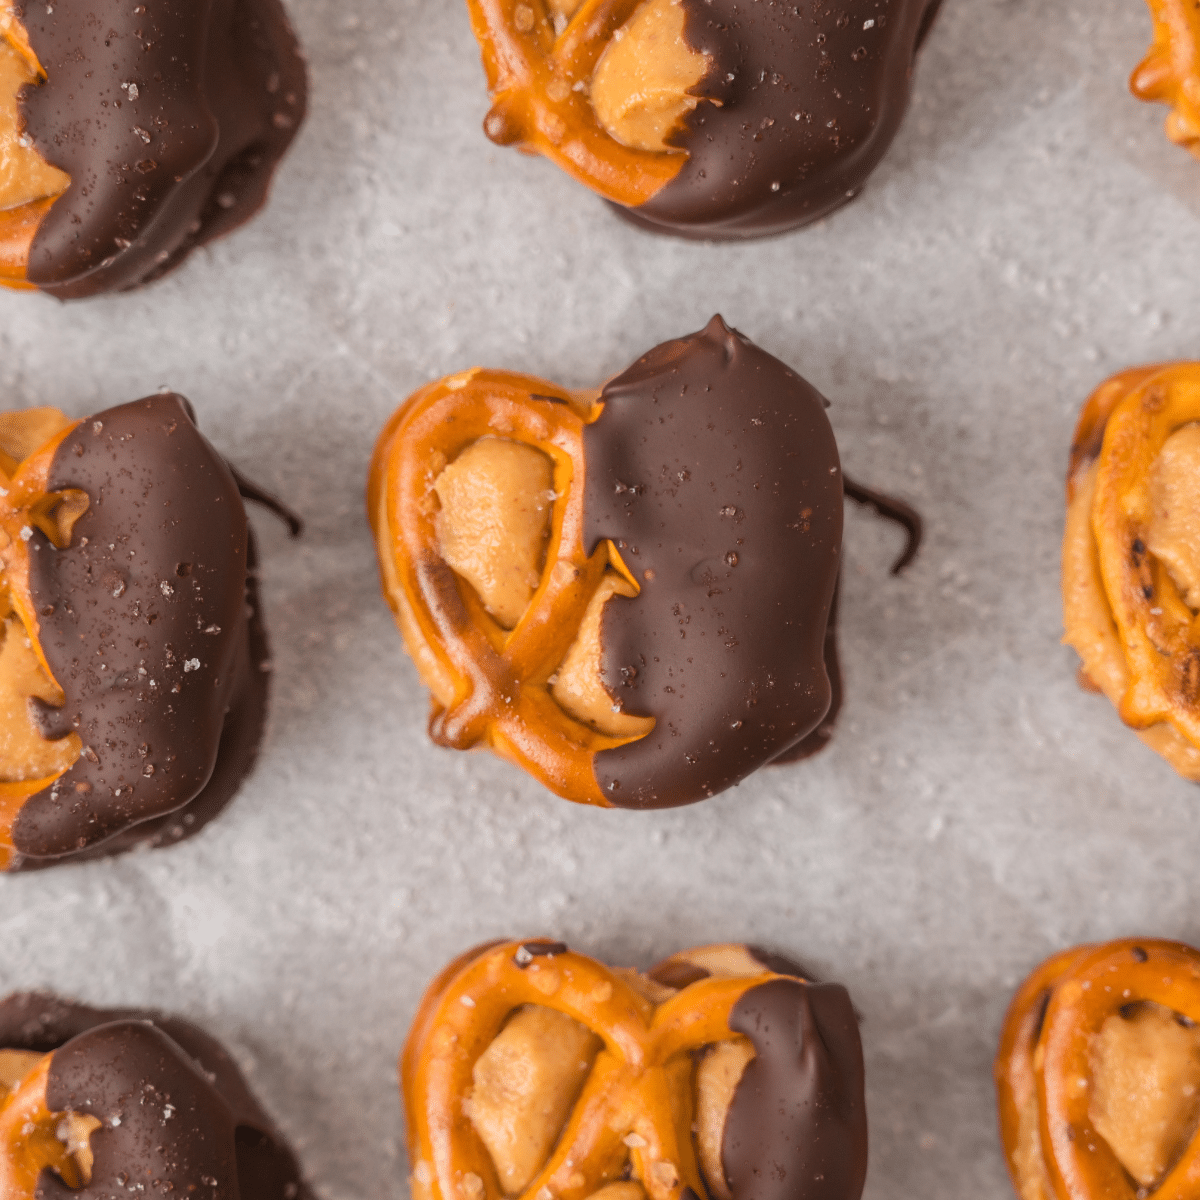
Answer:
xmin=0 ymin=1051 xmax=96 ymax=1197
xmin=1061 ymin=364 xmax=1200 ymax=779
xmin=996 ymin=939 xmax=1200 ymax=1200
xmin=1131 ymin=0 xmax=1200 ymax=157
xmin=401 ymin=939 xmax=867 ymax=1200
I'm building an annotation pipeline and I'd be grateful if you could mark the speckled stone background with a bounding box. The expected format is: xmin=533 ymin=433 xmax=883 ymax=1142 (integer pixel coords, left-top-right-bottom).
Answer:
xmin=3 ymin=1 xmax=1199 ymax=1197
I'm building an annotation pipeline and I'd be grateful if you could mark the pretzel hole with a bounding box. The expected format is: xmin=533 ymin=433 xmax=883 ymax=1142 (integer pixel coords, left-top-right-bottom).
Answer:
xmin=1088 ymin=1001 xmax=1200 ymax=1191
xmin=0 ymin=1049 xmax=103 ymax=1190
xmin=465 ymin=1005 xmax=603 ymax=1194
xmin=0 ymin=407 xmax=73 ymax=480
xmin=434 ymin=437 xmax=555 ymax=631
xmin=590 ymin=0 xmax=712 ymax=153
xmin=0 ymin=29 xmax=69 ymax=215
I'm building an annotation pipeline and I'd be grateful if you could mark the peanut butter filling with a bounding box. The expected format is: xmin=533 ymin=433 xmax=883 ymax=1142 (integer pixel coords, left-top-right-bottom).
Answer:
xmin=465 ymin=1006 xmax=602 ymax=1194
xmin=0 ymin=26 xmax=68 ymax=213
xmin=695 ymin=1040 xmax=754 ymax=1200
xmin=1089 ymin=1002 xmax=1200 ymax=1190
xmin=1063 ymin=449 xmax=1200 ymax=780
xmin=590 ymin=0 xmax=710 ymax=153
xmin=435 ymin=438 xmax=555 ymax=631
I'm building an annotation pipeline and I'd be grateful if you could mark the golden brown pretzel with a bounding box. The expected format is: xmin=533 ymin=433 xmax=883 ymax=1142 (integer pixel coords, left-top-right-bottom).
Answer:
xmin=1062 ymin=364 xmax=1200 ymax=778
xmin=368 ymin=371 xmax=639 ymax=806
xmin=401 ymin=939 xmax=867 ymax=1200
xmin=995 ymin=939 xmax=1200 ymax=1200
xmin=466 ymin=0 xmax=690 ymax=207
xmin=0 ymin=1051 xmax=92 ymax=1196
xmin=1131 ymin=0 xmax=1200 ymax=157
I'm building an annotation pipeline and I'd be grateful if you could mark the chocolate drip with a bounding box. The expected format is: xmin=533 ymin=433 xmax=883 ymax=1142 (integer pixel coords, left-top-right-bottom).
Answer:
xmin=12 ymin=396 xmax=251 ymax=862
xmin=842 ymin=476 xmax=922 ymax=575
xmin=582 ymin=316 xmax=841 ymax=808
xmin=722 ymin=980 xmax=867 ymax=1200
xmin=229 ymin=464 xmax=304 ymax=538
xmin=746 ymin=947 xmax=812 ymax=980
xmin=626 ymin=0 xmax=940 ymax=239
xmin=17 ymin=0 xmax=306 ymax=298
xmin=0 ymin=994 xmax=310 ymax=1200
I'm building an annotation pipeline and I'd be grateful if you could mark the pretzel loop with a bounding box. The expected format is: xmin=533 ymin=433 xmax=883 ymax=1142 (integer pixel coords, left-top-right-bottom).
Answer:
xmin=406 ymin=942 xmax=784 ymax=1200
xmin=0 ymin=1054 xmax=80 ymax=1197
xmin=1091 ymin=367 xmax=1200 ymax=740
xmin=372 ymin=370 xmax=648 ymax=804
xmin=466 ymin=0 xmax=685 ymax=206
xmin=1131 ymin=0 xmax=1200 ymax=156
xmin=996 ymin=939 xmax=1200 ymax=1200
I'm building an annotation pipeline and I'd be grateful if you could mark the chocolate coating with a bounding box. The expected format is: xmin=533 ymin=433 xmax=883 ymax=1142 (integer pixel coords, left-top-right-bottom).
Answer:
xmin=583 ymin=316 xmax=842 ymax=808
xmin=723 ymin=980 xmax=867 ymax=1200
xmin=17 ymin=0 xmax=306 ymax=298
xmin=0 ymin=993 xmax=309 ymax=1200
xmin=625 ymin=0 xmax=940 ymax=239
xmin=9 ymin=395 xmax=267 ymax=868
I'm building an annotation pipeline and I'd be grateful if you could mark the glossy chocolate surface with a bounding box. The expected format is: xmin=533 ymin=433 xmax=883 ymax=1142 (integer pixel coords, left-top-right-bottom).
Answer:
xmin=583 ymin=316 xmax=842 ymax=808
xmin=9 ymin=395 xmax=266 ymax=868
xmin=0 ymin=993 xmax=309 ymax=1200
xmin=724 ymin=979 xmax=867 ymax=1200
xmin=17 ymin=0 xmax=306 ymax=298
xmin=627 ymin=0 xmax=940 ymax=239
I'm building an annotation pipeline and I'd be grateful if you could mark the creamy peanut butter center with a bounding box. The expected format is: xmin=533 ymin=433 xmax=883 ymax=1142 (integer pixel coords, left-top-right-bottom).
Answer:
xmin=0 ymin=614 xmax=77 ymax=783
xmin=434 ymin=438 xmax=554 ymax=630
xmin=465 ymin=1005 xmax=602 ymax=1193
xmin=695 ymin=1039 xmax=754 ymax=1200
xmin=590 ymin=0 xmax=710 ymax=153
xmin=1089 ymin=1002 xmax=1200 ymax=1189
xmin=1147 ymin=423 xmax=1200 ymax=612
xmin=0 ymin=33 xmax=68 ymax=213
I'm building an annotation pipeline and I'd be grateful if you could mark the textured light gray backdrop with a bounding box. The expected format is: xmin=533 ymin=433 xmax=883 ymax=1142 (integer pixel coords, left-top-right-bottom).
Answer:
xmin=2 ymin=1 xmax=1197 ymax=1197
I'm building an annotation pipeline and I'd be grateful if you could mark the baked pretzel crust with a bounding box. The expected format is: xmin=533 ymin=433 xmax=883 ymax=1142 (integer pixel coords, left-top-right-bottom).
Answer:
xmin=996 ymin=939 xmax=1200 ymax=1200
xmin=1132 ymin=0 xmax=1200 ymax=157
xmin=0 ymin=1053 xmax=85 ymax=1196
xmin=1062 ymin=364 xmax=1200 ymax=777
xmin=468 ymin=0 xmax=689 ymax=206
xmin=369 ymin=370 xmax=650 ymax=806
xmin=401 ymin=940 xmax=803 ymax=1200
xmin=0 ymin=412 xmax=87 ymax=868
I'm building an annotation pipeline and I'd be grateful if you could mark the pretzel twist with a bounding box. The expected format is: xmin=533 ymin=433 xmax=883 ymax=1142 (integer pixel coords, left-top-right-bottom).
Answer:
xmin=0 ymin=1054 xmax=81 ymax=1197
xmin=1085 ymin=367 xmax=1200 ymax=741
xmin=0 ymin=414 xmax=87 ymax=867
xmin=996 ymin=939 xmax=1200 ymax=1200
xmin=403 ymin=941 xmax=798 ymax=1200
xmin=1132 ymin=0 xmax=1200 ymax=156
xmin=467 ymin=0 xmax=684 ymax=206
xmin=369 ymin=370 xmax=646 ymax=805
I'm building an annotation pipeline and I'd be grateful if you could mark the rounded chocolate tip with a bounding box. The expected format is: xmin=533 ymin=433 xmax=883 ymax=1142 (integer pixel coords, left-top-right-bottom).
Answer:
xmin=625 ymin=0 xmax=941 ymax=239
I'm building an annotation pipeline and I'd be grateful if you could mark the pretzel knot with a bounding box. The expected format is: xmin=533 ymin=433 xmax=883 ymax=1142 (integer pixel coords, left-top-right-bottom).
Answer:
xmin=1131 ymin=0 xmax=1200 ymax=157
xmin=402 ymin=940 xmax=866 ymax=1200
xmin=369 ymin=371 xmax=640 ymax=805
xmin=468 ymin=0 xmax=689 ymax=207
xmin=996 ymin=939 xmax=1200 ymax=1200
xmin=1062 ymin=364 xmax=1200 ymax=777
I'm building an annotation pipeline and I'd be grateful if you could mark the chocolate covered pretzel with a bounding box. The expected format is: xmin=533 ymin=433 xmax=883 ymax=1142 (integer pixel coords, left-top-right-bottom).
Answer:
xmin=0 ymin=992 xmax=309 ymax=1200
xmin=369 ymin=316 xmax=921 ymax=808
xmin=467 ymin=0 xmax=941 ymax=238
xmin=0 ymin=394 xmax=297 ymax=870
xmin=402 ymin=940 xmax=867 ymax=1200
xmin=0 ymin=0 xmax=306 ymax=298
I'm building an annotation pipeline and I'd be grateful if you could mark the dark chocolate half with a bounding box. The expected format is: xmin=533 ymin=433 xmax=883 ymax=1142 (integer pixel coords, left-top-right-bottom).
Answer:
xmin=16 ymin=0 xmax=307 ymax=299
xmin=8 ymin=395 xmax=267 ymax=869
xmin=583 ymin=316 xmax=842 ymax=808
xmin=624 ymin=0 xmax=940 ymax=239
xmin=722 ymin=979 xmax=867 ymax=1200
xmin=0 ymin=993 xmax=309 ymax=1200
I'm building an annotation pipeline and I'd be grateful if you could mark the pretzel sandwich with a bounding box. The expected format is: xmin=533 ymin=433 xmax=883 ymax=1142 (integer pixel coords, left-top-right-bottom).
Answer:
xmin=996 ymin=939 xmax=1200 ymax=1200
xmin=1062 ymin=363 xmax=1200 ymax=779
xmin=1131 ymin=0 xmax=1200 ymax=157
xmin=402 ymin=939 xmax=867 ymax=1200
